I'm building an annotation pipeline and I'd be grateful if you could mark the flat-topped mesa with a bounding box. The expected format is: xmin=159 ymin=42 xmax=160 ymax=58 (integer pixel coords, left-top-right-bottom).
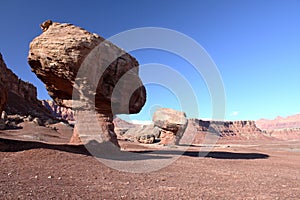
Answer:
xmin=28 ymin=20 xmax=146 ymax=147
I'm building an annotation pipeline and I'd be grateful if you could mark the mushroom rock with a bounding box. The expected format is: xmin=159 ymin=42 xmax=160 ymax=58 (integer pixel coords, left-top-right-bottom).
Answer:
xmin=153 ymin=108 xmax=188 ymax=145
xmin=28 ymin=20 xmax=146 ymax=147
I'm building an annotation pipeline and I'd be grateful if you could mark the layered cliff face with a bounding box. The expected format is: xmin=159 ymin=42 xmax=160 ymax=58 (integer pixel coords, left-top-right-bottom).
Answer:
xmin=179 ymin=119 xmax=270 ymax=144
xmin=256 ymin=114 xmax=300 ymax=140
xmin=42 ymin=100 xmax=74 ymax=121
xmin=191 ymin=119 xmax=264 ymax=136
xmin=0 ymin=53 xmax=53 ymax=122
xmin=268 ymin=128 xmax=300 ymax=140
xmin=256 ymin=114 xmax=300 ymax=130
xmin=0 ymin=53 xmax=8 ymax=115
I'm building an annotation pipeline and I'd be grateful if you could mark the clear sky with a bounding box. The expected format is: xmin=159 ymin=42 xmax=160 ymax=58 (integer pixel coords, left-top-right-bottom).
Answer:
xmin=0 ymin=0 xmax=299 ymax=121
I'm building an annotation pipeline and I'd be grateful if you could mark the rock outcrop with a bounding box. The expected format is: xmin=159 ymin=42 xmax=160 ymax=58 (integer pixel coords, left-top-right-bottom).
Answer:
xmin=153 ymin=108 xmax=188 ymax=145
xmin=183 ymin=119 xmax=270 ymax=144
xmin=256 ymin=114 xmax=300 ymax=140
xmin=121 ymin=124 xmax=160 ymax=144
xmin=42 ymin=100 xmax=74 ymax=121
xmin=0 ymin=53 xmax=55 ymax=129
xmin=28 ymin=20 xmax=146 ymax=147
xmin=267 ymin=128 xmax=300 ymax=140
xmin=256 ymin=114 xmax=300 ymax=130
xmin=0 ymin=53 xmax=8 ymax=119
xmin=113 ymin=117 xmax=139 ymax=136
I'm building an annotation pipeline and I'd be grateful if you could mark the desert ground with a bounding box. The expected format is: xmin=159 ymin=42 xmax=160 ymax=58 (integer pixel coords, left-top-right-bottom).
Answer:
xmin=1 ymin=20 xmax=299 ymax=200
xmin=1 ymin=122 xmax=299 ymax=199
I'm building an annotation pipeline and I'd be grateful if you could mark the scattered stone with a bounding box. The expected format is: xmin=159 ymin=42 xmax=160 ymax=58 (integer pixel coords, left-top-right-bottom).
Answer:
xmin=44 ymin=118 xmax=55 ymax=126
xmin=26 ymin=115 xmax=33 ymax=122
xmin=1 ymin=111 xmax=7 ymax=121
xmin=33 ymin=117 xmax=42 ymax=126
xmin=0 ymin=119 xmax=5 ymax=130
xmin=137 ymin=134 xmax=155 ymax=144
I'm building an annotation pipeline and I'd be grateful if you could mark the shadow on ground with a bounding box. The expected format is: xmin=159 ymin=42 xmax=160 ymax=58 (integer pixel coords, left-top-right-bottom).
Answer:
xmin=0 ymin=138 xmax=269 ymax=160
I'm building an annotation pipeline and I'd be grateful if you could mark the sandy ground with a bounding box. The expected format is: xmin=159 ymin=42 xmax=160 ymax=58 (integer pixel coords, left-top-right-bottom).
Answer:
xmin=0 ymin=123 xmax=300 ymax=199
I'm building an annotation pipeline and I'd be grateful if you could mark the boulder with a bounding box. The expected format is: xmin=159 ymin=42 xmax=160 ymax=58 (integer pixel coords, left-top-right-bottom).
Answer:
xmin=137 ymin=134 xmax=156 ymax=144
xmin=153 ymin=108 xmax=188 ymax=145
xmin=1 ymin=111 xmax=7 ymax=122
xmin=28 ymin=20 xmax=146 ymax=147
xmin=33 ymin=117 xmax=42 ymax=126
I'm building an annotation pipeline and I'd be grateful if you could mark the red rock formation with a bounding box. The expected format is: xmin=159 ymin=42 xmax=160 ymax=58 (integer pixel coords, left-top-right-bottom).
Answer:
xmin=153 ymin=108 xmax=188 ymax=145
xmin=187 ymin=119 xmax=268 ymax=141
xmin=28 ymin=20 xmax=146 ymax=147
xmin=42 ymin=100 xmax=74 ymax=121
xmin=0 ymin=53 xmax=54 ymax=127
xmin=256 ymin=114 xmax=300 ymax=130
xmin=268 ymin=128 xmax=300 ymax=140
xmin=0 ymin=53 xmax=8 ymax=115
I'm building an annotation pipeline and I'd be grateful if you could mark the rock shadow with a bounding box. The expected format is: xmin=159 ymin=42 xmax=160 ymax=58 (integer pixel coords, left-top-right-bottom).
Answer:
xmin=0 ymin=138 xmax=172 ymax=161
xmin=134 ymin=150 xmax=269 ymax=160
xmin=184 ymin=151 xmax=269 ymax=159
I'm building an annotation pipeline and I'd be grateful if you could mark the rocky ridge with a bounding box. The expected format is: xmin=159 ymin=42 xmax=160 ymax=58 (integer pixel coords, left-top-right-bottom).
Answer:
xmin=256 ymin=114 xmax=300 ymax=130
xmin=183 ymin=119 xmax=270 ymax=144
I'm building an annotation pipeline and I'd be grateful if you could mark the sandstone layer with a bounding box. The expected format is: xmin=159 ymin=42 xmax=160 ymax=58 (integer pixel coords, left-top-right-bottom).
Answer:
xmin=28 ymin=21 xmax=146 ymax=146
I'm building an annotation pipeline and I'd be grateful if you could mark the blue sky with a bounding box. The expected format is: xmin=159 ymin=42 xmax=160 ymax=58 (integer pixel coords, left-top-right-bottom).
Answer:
xmin=0 ymin=0 xmax=299 ymax=121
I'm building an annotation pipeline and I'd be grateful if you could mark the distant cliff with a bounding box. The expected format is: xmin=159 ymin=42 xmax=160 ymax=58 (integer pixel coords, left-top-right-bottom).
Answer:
xmin=0 ymin=53 xmax=52 ymax=120
xmin=181 ymin=119 xmax=270 ymax=144
xmin=42 ymin=100 xmax=74 ymax=121
xmin=256 ymin=114 xmax=300 ymax=130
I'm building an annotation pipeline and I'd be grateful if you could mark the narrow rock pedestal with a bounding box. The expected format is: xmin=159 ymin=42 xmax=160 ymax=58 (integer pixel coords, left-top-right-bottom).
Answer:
xmin=70 ymin=110 xmax=119 ymax=147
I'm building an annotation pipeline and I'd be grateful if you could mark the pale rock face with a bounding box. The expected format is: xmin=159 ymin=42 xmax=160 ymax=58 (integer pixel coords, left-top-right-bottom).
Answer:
xmin=42 ymin=100 xmax=75 ymax=121
xmin=153 ymin=108 xmax=188 ymax=145
xmin=28 ymin=20 xmax=146 ymax=146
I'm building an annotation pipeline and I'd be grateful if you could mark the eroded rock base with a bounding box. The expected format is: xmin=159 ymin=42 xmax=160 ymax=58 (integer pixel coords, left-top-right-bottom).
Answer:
xmin=70 ymin=110 xmax=119 ymax=147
